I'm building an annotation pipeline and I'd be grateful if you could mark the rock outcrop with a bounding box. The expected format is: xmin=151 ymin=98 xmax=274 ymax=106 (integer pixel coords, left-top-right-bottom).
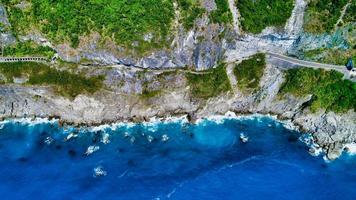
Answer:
xmin=0 ymin=1 xmax=355 ymax=160
xmin=1 ymin=56 xmax=355 ymax=160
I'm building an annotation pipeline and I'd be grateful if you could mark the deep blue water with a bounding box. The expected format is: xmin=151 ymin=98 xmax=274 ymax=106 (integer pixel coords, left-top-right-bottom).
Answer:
xmin=0 ymin=116 xmax=355 ymax=200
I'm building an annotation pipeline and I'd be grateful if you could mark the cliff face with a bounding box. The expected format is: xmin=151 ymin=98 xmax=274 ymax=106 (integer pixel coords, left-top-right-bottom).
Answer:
xmin=0 ymin=1 xmax=228 ymax=70
xmin=0 ymin=1 xmax=355 ymax=160
xmin=0 ymin=0 xmax=306 ymax=70
xmin=1 ymin=56 xmax=355 ymax=160
xmin=1 ymin=1 xmax=353 ymax=68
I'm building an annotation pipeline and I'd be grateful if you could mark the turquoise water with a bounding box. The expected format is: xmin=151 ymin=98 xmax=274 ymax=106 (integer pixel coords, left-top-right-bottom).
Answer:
xmin=0 ymin=116 xmax=355 ymax=200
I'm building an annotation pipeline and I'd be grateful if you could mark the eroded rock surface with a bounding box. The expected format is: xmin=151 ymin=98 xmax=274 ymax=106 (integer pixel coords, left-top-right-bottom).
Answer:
xmin=1 ymin=58 xmax=355 ymax=160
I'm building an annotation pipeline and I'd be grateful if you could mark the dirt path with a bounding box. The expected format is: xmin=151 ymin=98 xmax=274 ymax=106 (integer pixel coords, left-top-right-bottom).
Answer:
xmin=334 ymin=0 xmax=351 ymax=31
xmin=226 ymin=63 xmax=238 ymax=88
xmin=227 ymin=0 xmax=241 ymax=35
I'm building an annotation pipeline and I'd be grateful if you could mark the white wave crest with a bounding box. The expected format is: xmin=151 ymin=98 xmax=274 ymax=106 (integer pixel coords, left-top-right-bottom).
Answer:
xmin=345 ymin=143 xmax=356 ymax=155
xmin=0 ymin=117 xmax=58 ymax=126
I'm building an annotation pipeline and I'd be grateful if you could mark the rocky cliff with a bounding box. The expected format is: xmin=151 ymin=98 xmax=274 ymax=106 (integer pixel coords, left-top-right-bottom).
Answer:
xmin=1 ymin=55 xmax=355 ymax=160
xmin=0 ymin=0 xmax=355 ymax=160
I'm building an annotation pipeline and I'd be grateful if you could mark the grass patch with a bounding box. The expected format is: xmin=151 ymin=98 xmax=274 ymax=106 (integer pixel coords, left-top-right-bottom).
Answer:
xmin=186 ymin=63 xmax=231 ymax=99
xmin=4 ymin=41 xmax=55 ymax=59
xmin=140 ymin=79 xmax=160 ymax=100
xmin=279 ymin=68 xmax=356 ymax=113
xmin=140 ymin=89 xmax=162 ymax=99
xmin=303 ymin=0 xmax=349 ymax=34
xmin=177 ymin=0 xmax=206 ymax=30
xmin=236 ymin=0 xmax=294 ymax=34
xmin=210 ymin=0 xmax=233 ymax=24
xmin=234 ymin=53 xmax=266 ymax=92
xmin=3 ymin=0 xmax=175 ymax=52
xmin=0 ymin=62 xmax=104 ymax=98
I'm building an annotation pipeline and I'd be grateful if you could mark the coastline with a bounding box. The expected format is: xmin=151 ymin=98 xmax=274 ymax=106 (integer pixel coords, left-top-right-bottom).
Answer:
xmin=1 ymin=111 xmax=355 ymax=161
xmin=0 ymin=111 xmax=300 ymax=131
xmin=1 ymin=58 xmax=355 ymax=161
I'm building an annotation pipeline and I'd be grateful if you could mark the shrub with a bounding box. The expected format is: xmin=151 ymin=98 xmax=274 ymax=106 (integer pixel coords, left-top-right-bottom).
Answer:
xmin=177 ymin=0 xmax=206 ymax=30
xmin=210 ymin=0 xmax=233 ymax=24
xmin=4 ymin=41 xmax=55 ymax=59
xmin=186 ymin=63 xmax=231 ymax=99
xmin=303 ymin=0 xmax=349 ymax=33
xmin=0 ymin=62 xmax=104 ymax=98
xmin=279 ymin=68 xmax=356 ymax=113
xmin=236 ymin=0 xmax=294 ymax=34
xmin=3 ymin=0 xmax=175 ymax=52
xmin=234 ymin=53 xmax=266 ymax=92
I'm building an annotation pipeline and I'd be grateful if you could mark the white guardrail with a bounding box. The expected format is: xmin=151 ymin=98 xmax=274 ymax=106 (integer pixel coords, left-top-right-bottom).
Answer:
xmin=0 ymin=57 xmax=47 ymax=63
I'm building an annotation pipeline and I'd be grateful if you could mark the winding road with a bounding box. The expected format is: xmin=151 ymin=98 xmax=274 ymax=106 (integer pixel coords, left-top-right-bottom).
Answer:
xmin=1 ymin=52 xmax=353 ymax=81
xmin=266 ymin=52 xmax=345 ymax=71
xmin=226 ymin=51 xmax=354 ymax=82
xmin=265 ymin=52 xmax=356 ymax=82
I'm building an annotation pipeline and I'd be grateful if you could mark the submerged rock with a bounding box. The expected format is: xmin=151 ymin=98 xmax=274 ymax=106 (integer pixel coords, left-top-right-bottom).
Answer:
xmin=239 ymin=133 xmax=249 ymax=143
xmin=93 ymin=166 xmax=107 ymax=177
xmin=85 ymin=145 xmax=100 ymax=156
xmin=44 ymin=136 xmax=54 ymax=145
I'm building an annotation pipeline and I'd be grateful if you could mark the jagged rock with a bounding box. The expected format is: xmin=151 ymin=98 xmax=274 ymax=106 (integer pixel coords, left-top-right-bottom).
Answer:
xmin=140 ymin=51 xmax=176 ymax=69
xmin=0 ymin=1 xmax=355 ymax=161
xmin=194 ymin=40 xmax=223 ymax=70
xmin=0 ymin=5 xmax=9 ymax=26
xmin=201 ymin=0 xmax=217 ymax=12
xmin=1 ymin=59 xmax=355 ymax=160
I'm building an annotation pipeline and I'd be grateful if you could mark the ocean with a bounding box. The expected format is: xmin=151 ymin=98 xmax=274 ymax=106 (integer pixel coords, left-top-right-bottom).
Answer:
xmin=0 ymin=115 xmax=355 ymax=200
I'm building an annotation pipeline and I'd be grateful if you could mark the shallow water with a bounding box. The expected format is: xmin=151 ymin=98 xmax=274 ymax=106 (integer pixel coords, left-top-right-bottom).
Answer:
xmin=0 ymin=116 xmax=355 ymax=200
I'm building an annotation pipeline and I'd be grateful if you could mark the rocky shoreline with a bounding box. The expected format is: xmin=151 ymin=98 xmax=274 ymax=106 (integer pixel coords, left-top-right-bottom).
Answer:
xmin=1 ymin=0 xmax=355 ymax=161
xmin=1 ymin=57 xmax=355 ymax=160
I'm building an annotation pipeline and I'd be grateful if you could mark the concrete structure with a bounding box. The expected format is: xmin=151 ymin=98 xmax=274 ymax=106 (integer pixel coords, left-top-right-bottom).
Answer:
xmin=0 ymin=57 xmax=47 ymax=63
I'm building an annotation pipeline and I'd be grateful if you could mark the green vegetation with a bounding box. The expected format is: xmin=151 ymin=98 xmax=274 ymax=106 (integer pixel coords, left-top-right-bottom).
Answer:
xmin=186 ymin=63 xmax=231 ymax=99
xmin=139 ymin=70 xmax=180 ymax=99
xmin=236 ymin=0 xmax=294 ymax=34
xmin=140 ymin=89 xmax=162 ymax=99
xmin=3 ymin=4 xmax=31 ymax=37
xmin=343 ymin=0 xmax=356 ymax=24
xmin=302 ymin=48 xmax=356 ymax=65
xmin=0 ymin=22 xmax=5 ymax=32
xmin=279 ymin=68 xmax=356 ymax=113
xmin=234 ymin=53 xmax=266 ymax=92
xmin=0 ymin=62 xmax=104 ymax=98
xmin=177 ymin=0 xmax=206 ymax=30
xmin=210 ymin=0 xmax=233 ymax=24
xmin=3 ymin=0 xmax=175 ymax=51
xmin=303 ymin=0 xmax=349 ymax=33
xmin=4 ymin=41 xmax=55 ymax=59
xmin=140 ymin=77 xmax=162 ymax=99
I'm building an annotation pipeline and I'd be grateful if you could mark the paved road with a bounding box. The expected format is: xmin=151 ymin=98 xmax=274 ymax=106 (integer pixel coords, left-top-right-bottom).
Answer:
xmin=228 ymin=52 xmax=354 ymax=81
xmin=1 ymin=53 xmax=353 ymax=80
xmin=266 ymin=52 xmax=345 ymax=70
xmin=266 ymin=52 xmax=355 ymax=82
